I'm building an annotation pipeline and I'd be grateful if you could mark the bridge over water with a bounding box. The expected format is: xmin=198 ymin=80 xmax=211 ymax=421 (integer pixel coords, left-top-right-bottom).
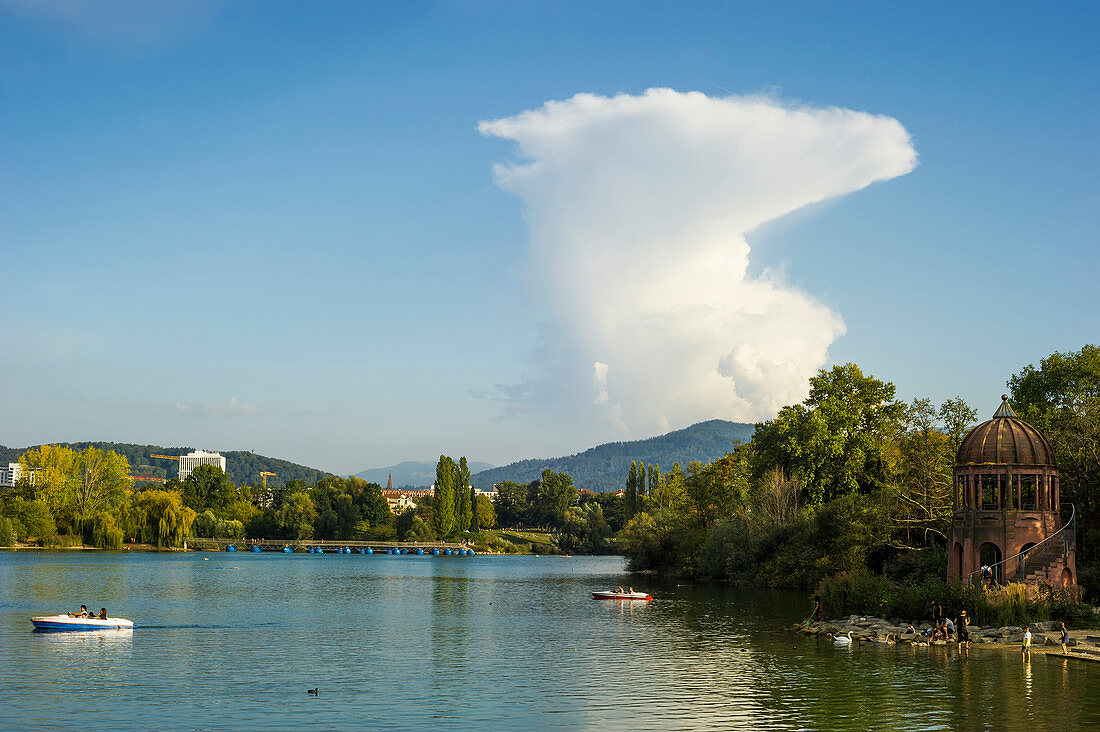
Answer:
xmin=183 ymin=537 xmax=471 ymax=553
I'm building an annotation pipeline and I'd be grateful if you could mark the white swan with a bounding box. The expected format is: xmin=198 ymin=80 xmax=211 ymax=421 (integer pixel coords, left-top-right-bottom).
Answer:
xmin=833 ymin=631 xmax=853 ymax=645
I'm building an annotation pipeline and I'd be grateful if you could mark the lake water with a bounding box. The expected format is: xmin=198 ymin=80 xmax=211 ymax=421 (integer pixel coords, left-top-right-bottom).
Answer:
xmin=2 ymin=551 xmax=1099 ymax=731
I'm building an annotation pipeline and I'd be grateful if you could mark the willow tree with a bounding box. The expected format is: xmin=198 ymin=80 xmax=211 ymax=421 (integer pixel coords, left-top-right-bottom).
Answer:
xmin=133 ymin=490 xmax=196 ymax=548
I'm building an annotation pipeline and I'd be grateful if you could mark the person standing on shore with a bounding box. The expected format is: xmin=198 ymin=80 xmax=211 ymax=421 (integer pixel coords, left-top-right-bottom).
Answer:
xmin=1060 ymin=622 xmax=1070 ymax=654
xmin=811 ymin=595 xmax=823 ymax=622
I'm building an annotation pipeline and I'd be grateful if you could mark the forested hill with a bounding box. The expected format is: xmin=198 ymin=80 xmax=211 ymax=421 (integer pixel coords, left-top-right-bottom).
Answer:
xmin=471 ymin=419 xmax=755 ymax=493
xmin=0 ymin=442 xmax=332 ymax=488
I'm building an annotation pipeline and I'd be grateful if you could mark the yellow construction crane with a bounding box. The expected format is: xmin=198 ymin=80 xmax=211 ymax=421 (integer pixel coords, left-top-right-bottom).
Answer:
xmin=260 ymin=471 xmax=276 ymax=488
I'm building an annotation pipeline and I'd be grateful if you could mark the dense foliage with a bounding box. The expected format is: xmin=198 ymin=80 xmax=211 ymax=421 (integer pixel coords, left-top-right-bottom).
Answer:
xmin=620 ymin=349 xmax=1100 ymax=625
xmin=0 ymin=445 xmax=196 ymax=549
xmin=622 ymin=364 xmax=972 ymax=588
xmin=0 ymin=442 xmax=331 ymax=487
xmin=1009 ymin=345 xmax=1100 ymax=596
xmin=471 ymin=419 xmax=754 ymax=492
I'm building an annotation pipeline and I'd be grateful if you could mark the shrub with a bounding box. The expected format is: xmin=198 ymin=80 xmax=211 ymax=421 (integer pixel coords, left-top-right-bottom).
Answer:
xmin=816 ymin=569 xmax=894 ymax=619
xmin=192 ymin=511 xmax=217 ymax=538
xmin=214 ymin=519 xmax=245 ymax=542
xmin=0 ymin=517 xmax=15 ymax=546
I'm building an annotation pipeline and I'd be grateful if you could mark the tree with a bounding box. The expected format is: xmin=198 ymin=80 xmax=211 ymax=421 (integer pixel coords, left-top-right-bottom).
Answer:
xmin=1009 ymin=345 xmax=1100 ymax=531
xmin=475 ymin=494 xmax=496 ymax=529
xmin=938 ymin=396 xmax=978 ymax=457
xmin=132 ymin=490 xmax=195 ymax=548
xmin=181 ymin=464 xmax=238 ymax=513
xmin=625 ymin=461 xmax=638 ymax=520
xmin=752 ymin=364 xmax=905 ymax=505
xmin=754 ymin=468 xmax=801 ymax=527
xmin=72 ymin=447 xmax=130 ymax=522
xmin=651 ymin=461 xmax=685 ymax=513
xmin=432 ymin=455 xmax=456 ymax=537
xmin=16 ymin=444 xmax=74 ymax=507
xmin=276 ymin=491 xmax=317 ymax=540
xmin=4 ymin=497 xmax=56 ymax=542
xmin=684 ymin=450 xmax=750 ymax=529
xmin=493 ymin=481 xmax=527 ymax=527
xmin=455 ymin=457 xmax=472 ymax=533
xmin=536 ymin=469 xmax=577 ymax=529
xmin=886 ymin=397 xmax=954 ymax=548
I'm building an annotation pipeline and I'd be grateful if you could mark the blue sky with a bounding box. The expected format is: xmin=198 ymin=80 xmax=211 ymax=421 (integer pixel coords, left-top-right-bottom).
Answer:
xmin=1 ymin=1 xmax=1096 ymax=475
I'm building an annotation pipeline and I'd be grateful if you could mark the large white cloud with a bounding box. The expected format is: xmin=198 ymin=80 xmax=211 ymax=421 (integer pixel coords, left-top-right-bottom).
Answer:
xmin=479 ymin=88 xmax=916 ymax=437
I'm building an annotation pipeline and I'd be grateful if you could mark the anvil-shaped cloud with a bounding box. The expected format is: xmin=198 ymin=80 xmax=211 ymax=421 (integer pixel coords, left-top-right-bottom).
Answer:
xmin=479 ymin=89 xmax=917 ymax=436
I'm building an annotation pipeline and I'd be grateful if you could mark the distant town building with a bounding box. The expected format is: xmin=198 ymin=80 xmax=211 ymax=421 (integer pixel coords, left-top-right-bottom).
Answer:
xmin=0 ymin=462 xmax=28 ymax=488
xmin=382 ymin=489 xmax=432 ymax=514
xmin=177 ymin=450 xmax=227 ymax=482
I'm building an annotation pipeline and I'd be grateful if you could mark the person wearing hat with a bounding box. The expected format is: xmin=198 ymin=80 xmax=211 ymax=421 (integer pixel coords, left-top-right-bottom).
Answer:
xmin=956 ymin=610 xmax=970 ymax=650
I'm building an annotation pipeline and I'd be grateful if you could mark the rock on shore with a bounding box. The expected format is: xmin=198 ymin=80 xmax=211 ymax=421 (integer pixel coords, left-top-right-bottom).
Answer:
xmin=794 ymin=614 xmax=1080 ymax=651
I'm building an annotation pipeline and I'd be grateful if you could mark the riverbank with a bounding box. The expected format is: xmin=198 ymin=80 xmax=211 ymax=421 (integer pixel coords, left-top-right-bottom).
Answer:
xmin=797 ymin=615 xmax=1100 ymax=659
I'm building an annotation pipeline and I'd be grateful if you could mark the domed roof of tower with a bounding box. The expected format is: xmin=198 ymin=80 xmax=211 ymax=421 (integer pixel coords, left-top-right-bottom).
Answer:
xmin=956 ymin=395 xmax=1056 ymax=466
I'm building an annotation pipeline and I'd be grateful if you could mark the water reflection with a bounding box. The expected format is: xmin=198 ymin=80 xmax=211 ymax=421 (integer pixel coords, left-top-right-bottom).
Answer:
xmin=30 ymin=628 xmax=133 ymax=660
xmin=3 ymin=553 xmax=1100 ymax=731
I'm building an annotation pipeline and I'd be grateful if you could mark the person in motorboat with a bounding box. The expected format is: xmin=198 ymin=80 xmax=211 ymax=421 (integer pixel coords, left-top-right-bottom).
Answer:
xmin=67 ymin=605 xmax=89 ymax=618
xmin=99 ymin=608 xmax=108 ymax=619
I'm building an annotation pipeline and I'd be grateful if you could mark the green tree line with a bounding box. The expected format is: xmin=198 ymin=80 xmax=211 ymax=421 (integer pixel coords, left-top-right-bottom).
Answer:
xmin=620 ymin=347 xmax=1100 ymax=604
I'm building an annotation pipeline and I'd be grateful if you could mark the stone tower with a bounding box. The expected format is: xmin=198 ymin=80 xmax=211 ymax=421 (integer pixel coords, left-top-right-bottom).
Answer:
xmin=948 ymin=395 xmax=1075 ymax=586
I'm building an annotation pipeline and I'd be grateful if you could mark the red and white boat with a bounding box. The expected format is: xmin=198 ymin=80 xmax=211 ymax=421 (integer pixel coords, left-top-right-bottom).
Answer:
xmin=591 ymin=590 xmax=652 ymax=601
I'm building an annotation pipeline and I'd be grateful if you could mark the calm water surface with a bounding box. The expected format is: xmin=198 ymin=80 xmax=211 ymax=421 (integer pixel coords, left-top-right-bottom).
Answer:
xmin=1 ymin=552 xmax=1098 ymax=730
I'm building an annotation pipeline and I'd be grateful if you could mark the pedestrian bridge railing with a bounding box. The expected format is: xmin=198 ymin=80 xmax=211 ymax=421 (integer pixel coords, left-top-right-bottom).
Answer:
xmin=184 ymin=537 xmax=468 ymax=551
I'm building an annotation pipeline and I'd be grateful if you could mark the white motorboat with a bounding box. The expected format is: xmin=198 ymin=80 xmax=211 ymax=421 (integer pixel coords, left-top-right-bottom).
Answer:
xmin=31 ymin=614 xmax=134 ymax=631
xmin=591 ymin=590 xmax=652 ymax=601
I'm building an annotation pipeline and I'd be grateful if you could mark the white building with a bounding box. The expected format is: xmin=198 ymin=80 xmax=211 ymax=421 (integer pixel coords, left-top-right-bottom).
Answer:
xmin=0 ymin=462 xmax=27 ymax=488
xmin=178 ymin=450 xmax=227 ymax=482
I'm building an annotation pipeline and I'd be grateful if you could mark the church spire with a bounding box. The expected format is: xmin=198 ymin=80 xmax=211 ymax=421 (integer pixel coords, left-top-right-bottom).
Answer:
xmin=387 ymin=471 xmax=393 ymax=490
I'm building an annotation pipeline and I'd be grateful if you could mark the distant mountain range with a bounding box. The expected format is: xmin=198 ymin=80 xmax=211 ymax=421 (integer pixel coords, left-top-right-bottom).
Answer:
xmin=3 ymin=419 xmax=755 ymax=494
xmin=353 ymin=460 xmax=495 ymax=487
xmin=470 ymin=419 xmax=755 ymax=493
xmin=0 ymin=442 xmax=332 ymax=488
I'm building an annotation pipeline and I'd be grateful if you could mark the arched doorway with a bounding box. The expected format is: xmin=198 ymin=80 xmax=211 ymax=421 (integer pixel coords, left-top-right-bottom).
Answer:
xmin=1017 ymin=542 xmax=1038 ymax=581
xmin=980 ymin=542 xmax=1002 ymax=585
xmin=1061 ymin=567 xmax=1073 ymax=587
xmin=951 ymin=542 xmax=963 ymax=578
